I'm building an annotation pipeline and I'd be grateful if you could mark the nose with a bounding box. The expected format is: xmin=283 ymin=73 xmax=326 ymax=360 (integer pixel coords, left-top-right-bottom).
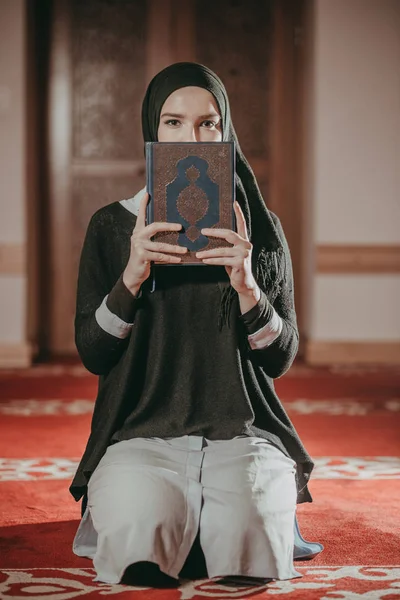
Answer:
xmin=184 ymin=127 xmax=200 ymax=143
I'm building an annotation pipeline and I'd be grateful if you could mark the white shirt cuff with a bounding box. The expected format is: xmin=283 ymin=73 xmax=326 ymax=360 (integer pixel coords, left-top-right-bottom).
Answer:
xmin=247 ymin=309 xmax=283 ymax=350
xmin=95 ymin=295 xmax=134 ymax=339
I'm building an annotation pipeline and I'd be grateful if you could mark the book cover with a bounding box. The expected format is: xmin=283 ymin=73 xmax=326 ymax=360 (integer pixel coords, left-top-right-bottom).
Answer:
xmin=146 ymin=141 xmax=236 ymax=265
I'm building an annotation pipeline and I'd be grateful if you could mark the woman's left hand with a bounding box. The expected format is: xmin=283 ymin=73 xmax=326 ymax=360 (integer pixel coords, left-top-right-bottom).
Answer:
xmin=195 ymin=201 xmax=259 ymax=296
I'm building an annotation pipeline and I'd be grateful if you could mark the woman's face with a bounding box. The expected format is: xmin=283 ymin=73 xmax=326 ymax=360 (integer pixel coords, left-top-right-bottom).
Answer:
xmin=157 ymin=86 xmax=222 ymax=142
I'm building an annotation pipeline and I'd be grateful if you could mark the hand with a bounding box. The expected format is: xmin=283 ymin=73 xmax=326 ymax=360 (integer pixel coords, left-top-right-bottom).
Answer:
xmin=123 ymin=192 xmax=188 ymax=293
xmin=195 ymin=201 xmax=260 ymax=297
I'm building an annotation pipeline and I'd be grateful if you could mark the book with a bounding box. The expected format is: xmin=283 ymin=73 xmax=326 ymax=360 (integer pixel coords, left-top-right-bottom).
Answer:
xmin=145 ymin=141 xmax=236 ymax=265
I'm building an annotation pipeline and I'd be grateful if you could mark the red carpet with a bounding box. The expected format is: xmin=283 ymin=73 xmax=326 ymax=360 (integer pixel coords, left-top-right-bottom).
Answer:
xmin=0 ymin=362 xmax=399 ymax=598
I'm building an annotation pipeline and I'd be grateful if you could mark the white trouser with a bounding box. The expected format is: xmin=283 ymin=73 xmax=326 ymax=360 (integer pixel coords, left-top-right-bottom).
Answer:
xmin=72 ymin=434 xmax=301 ymax=584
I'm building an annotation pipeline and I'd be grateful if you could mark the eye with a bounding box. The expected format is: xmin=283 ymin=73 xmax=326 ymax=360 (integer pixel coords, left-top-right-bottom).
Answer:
xmin=201 ymin=120 xmax=218 ymax=128
xmin=165 ymin=119 xmax=181 ymax=127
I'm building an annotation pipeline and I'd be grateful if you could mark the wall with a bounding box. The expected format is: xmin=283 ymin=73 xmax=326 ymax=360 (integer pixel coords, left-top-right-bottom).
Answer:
xmin=304 ymin=0 xmax=400 ymax=364
xmin=1 ymin=0 xmax=399 ymax=367
xmin=0 ymin=0 xmax=34 ymax=367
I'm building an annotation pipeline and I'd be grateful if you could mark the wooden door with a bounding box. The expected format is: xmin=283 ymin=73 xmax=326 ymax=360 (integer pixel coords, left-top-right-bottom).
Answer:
xmin=45 ymin=0 xmax=305 ymax=356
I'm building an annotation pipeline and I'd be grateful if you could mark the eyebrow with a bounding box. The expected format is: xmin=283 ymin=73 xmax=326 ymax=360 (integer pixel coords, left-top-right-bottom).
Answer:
xmin=160 ymin=112 xmax=221 ymax=120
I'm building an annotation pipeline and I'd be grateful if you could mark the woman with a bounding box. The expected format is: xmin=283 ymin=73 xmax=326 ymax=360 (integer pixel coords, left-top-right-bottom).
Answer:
xmin=70 ymin=62 xmax=317 ymax=587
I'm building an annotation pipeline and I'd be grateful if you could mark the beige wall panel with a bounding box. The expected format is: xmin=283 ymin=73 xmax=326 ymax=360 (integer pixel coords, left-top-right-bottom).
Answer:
xmin=312 ymin=274 xmax=400 ymax=341
xmin=313 ymin=0 xmax=400 ymax=245
xmin=0 ymin=276 xmax=26 ymax=342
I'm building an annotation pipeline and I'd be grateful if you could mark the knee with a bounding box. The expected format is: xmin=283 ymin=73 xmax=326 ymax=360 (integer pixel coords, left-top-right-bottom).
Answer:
xmin=89 ymin=474 xmax=185 ymax=533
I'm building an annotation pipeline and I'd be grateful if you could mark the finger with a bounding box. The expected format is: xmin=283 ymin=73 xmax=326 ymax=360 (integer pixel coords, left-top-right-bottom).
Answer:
xmin=196 ymin=246 xmax=244 ymax=258
xmin=142 ymin=240 xmax=188 ymax=254
xmin=145 ymin=221 xmax=183 ymax=237
xmin=136 ymin=191 xmax=150 ymax=230
xmin=234 ymin=201 xmax=249 ymax=241
xmin=201 ymin=228 xmax=235 ymax=242
xmin=142 ymin=249 xmax=183 ymax=263
xmin=201 ymin=257 xmax=243 ymax=266
xmin=201 ymin=228 xmax=251 ymax=248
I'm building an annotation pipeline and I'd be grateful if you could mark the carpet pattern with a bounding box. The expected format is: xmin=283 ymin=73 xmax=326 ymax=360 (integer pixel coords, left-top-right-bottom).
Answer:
xmin=0 ymin=363 xmax=399 ymax=599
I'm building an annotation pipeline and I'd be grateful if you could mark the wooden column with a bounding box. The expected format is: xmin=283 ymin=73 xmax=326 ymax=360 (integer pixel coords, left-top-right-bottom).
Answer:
xmin=269 ymin=0 xmax=307 ymax=354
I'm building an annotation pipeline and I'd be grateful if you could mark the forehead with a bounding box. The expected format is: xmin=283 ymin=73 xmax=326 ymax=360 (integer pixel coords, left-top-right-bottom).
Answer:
xmin=161 ymin=86 xmax=220 ymax=115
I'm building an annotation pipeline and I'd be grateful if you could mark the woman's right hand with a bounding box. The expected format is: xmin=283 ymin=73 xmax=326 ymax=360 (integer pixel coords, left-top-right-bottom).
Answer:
xmin=122 ymin=192 xmax=188 ymax=294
